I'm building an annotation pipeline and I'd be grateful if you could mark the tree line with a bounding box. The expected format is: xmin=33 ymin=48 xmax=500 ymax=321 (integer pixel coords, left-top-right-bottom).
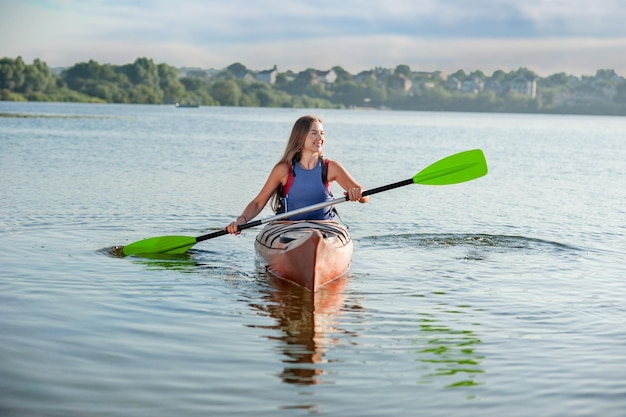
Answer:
xmin=2 ymin=56 xmax=626 ymax=115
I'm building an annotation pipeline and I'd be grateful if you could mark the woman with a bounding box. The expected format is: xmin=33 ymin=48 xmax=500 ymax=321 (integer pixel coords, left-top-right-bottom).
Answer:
xmin=226 ymin=115 xmax=368 ymax=234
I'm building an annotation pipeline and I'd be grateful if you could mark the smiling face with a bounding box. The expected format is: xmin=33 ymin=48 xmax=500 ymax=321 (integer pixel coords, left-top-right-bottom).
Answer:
xmin=303 ymin=121 xmax=325 ymax=154
xmin=281 ymin=115 xmax=324 ymax=164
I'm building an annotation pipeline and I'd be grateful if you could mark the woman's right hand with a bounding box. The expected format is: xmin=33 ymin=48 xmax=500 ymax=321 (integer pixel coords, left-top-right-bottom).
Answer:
xmin=226 ymin=216 xmax=246 ymax=235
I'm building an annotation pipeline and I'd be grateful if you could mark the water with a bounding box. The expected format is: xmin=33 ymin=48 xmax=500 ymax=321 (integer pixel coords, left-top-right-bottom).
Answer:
xmin=1 ymin=102 xmax=625 ymax=416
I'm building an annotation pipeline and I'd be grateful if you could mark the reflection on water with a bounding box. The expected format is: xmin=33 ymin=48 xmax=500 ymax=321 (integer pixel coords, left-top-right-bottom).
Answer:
xmin=248 ymin=274 xmax=354 ymax=386
xmin=102 ymin=246 xmax=203 ymax=272
xmin=247 ymin=271 xmax=485 ymax=391
xmin=104 ymin=244 xmax=485 ymax=391
xmin=413 ymin=301 xmax=484 ymax=389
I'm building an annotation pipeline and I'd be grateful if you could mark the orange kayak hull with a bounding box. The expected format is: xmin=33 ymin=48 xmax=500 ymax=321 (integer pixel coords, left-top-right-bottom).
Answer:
xmin=254 ymin=221 xmax=353 ymax=291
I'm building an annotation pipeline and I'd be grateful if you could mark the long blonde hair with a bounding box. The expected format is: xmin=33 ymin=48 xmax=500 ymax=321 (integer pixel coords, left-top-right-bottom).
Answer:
xmin=270 ymin=115 xmax=324 ymax=212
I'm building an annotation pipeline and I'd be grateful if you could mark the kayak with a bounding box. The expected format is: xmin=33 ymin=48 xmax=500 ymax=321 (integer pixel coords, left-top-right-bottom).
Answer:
xmin=254 ymin=220 xmax=353 ymax=291
xmin=255 ymin=221 xmax=353 ymax=291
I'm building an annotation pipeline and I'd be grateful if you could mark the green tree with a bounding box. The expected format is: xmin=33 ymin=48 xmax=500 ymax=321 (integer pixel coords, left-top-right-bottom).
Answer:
xmin=331 ymin=65 xmax=354 ymax=82
xmin=394 ymin=64 xmax=411 ymax=77
xmin=226 ymin=62 xmax=248 ymax=78
xmin=0 ymin=56 xmax=26 ymax=91
xmin=513 ymin=67 xmax=538 ymax=81
xmin=290 ymin=70 xmax=315 ymax=95
xmin=614 ymin=80 xmax=626 ymax=103
xmin=180 ymin=77 xmax=207 ymax=92
xmin=21 ymin=58 xmax=54 ymax=94
xmin=245 ymin=82 xmax=281 ymax=107
xmin=596 ymin=69 xmax=618 ymax=80
xmin=450 ymin=69 xmax=467 ymax=80
xmin=129 ymin=84 xmax=163 ymax=104
xmin=362 ymin=78 xmax=387 ymax=107
xmin=469 ymin=70 xmax=486 ymax=80
xmin=121 ymin=57 xmax=160 ymax=87
xmin=274 ymin=71 xmax=295 ymax=90
xmin=490 ymin=70 xmax=507 ymax=82
xmin=332 ymin=80 xmax=368 ymax=107
xmin=157 ymin=63 xmax=185 ymax=103
xmin=210 ymin=79 xmax=242 ymax=106
xmin=62 ymin=60 xmax=132 ymax=102
xmin=63 ymin=60 xmax=103 ymax=89
xmin=304 ymin=83 xmax=330 ymax=100
xmin=544 ymin=72 xmax=568 ymax=86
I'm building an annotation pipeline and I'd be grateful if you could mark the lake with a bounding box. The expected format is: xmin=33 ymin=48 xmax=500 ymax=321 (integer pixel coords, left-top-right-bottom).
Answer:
xmin=1 ymin=102 xmax=625 ymax=416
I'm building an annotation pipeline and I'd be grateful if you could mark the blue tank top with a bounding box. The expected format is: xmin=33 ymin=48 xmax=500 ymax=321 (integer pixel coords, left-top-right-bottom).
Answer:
xmin=284 ymin=160 xmax=335 ymax=221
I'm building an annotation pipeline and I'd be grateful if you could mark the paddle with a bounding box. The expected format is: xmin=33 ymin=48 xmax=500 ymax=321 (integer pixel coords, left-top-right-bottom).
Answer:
xmin=121 ymin=149 xmax=488 ymax=256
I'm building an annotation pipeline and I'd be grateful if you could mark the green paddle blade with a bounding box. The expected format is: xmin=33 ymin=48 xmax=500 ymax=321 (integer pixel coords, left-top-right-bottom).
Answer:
xmin=122 ymin=235 xmax=197 ymax=256
xmin=412 ymin=149 xmax=488 ymax=185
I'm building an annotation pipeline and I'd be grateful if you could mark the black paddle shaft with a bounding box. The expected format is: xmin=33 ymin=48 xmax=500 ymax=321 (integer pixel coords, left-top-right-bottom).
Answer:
xmin=361 ymin=178 xmax=414 ymax=198
xmin=196 ymin=220 xmax=263 ymax=243
xmin=196 ymin=177 xmax=413 ymax=244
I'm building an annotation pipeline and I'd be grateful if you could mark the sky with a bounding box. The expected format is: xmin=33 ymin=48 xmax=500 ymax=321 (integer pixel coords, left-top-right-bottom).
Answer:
xmin=2 ymin=0 xmax=626 ymax=77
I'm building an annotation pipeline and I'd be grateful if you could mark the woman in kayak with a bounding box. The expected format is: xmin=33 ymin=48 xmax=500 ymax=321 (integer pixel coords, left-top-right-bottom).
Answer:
xmin=226 ymin=115 xmax=368 ymax=234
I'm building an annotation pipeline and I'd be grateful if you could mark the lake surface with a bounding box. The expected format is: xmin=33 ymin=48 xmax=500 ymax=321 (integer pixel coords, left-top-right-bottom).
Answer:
xmin=1 ymin=102 xmax=625 ymax=416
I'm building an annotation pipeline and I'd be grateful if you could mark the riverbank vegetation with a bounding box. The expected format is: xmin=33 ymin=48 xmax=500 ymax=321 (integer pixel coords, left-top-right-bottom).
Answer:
xmin=2 ymin=56 xmax=626 ymax=115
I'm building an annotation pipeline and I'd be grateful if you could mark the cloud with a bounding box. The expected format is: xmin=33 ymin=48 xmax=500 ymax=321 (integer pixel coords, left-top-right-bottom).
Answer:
xmin=66 ymin=0 xmax=626 ymax=40
xmin=2 ymin=0 xmax=626 ymax=76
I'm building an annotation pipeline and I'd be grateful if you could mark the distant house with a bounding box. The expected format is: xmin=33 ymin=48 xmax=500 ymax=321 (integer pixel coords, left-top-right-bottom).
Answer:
xmin=356 ymin=70 xmax=376 ymax=83
xmin=296 ymin=69 xmax=338 ymax=87
xmin=510 ymin=76 xmax=537 ymax=98
xmin=447 ymin=76 xmax=461 ymax=91
xmin=484 ymin=80 xmax=505 ymax=95
xmin=256 ymin=65 xmax=279 ymax=85
xmin=356 ymin=67 xmax=392 ymax=86
xmin=316 ymin=69 xmax=337 ymax=85
xmin=389 ymin=73 xmax=413 ymax=92
xmin=431 ymin=71 xmax=446 ymax=81
xmin=461 ymin=77 xmax=484 ymax=93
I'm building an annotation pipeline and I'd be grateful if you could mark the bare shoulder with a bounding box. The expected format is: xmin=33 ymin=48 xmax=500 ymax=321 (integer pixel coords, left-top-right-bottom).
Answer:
xmin=326 ymin=159 xmax=346 ymax=179
xmin=273 ymin=161 xmax=290 ymax=176
xmin=326 ymin=159 xmax=363 ymax=189
xmin=326 ymin=159 xmax=341 ymax=170
xmin=271 ymin=161 xmax=291 ymax=184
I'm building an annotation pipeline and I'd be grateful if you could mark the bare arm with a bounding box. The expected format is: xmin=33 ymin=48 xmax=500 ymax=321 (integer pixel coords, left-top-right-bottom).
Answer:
xmin=226 ymin=162 xmax=289 ymax=234
xmin=327 ymin=160 xmax=369 ymax=203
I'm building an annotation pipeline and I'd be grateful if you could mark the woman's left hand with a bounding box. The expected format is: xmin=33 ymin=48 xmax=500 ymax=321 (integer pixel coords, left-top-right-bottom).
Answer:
xmin=345 ymin=187 xmax=366 ymax=202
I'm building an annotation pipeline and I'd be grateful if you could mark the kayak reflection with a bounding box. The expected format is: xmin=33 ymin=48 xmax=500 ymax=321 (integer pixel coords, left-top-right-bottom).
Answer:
xmin=251 ymin=273 xmax=355 ymax=385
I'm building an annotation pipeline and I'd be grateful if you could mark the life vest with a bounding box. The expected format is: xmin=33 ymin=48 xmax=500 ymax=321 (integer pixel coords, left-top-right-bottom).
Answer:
xmin=276 ymin=157 xmax=333 ymax=217
xmin=280 ymin=156 xmax=330 ymax=197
